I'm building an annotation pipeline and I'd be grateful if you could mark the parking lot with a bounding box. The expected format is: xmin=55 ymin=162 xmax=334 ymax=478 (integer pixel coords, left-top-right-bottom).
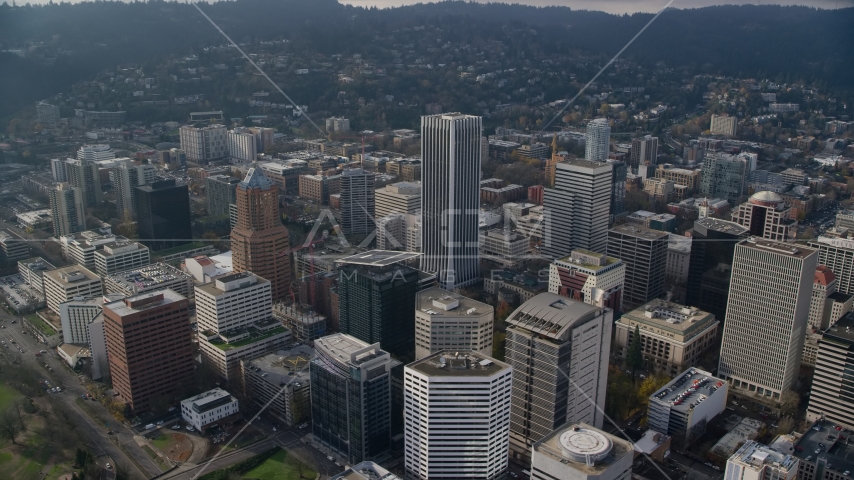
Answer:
xmin=0 ymin=274 xmax=45 ymax=312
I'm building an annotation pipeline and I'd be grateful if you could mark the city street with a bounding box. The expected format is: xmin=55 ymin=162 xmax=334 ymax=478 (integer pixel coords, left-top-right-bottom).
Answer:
xmin=0 ymin=311 xmax=161 ymax=480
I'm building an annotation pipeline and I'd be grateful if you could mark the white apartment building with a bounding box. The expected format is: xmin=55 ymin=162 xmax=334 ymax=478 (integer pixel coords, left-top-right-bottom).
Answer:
xmin=724 ymin=441 xmax=798 ymax=480
xmin=325 ymin=117 xmax=351 ymax=133
xmin=585 ymin=118 xmax=611 ymax=162
xmin=415 ymin=288 xmax=494 ymax=360
xmin=43 ymin=266 xmax=103 ymax=314
xmin=59 ymin=296 xmax=103 ymax=344
xmin=109 ymin=160 xmax=155 ymax=218
xmin=104 ymin=263 xmax=194 ymax=300
xmin=719 ymin=238 xmax=817 ymax=401
xmin=404 ymin=351 xmax=512 ymax=480
xmin=530 ymin=423 xmax=633 ymax=480
xmin=548 ymin=249 xmax=625 ymax=311
xmin=179 ymin=124 xmax=228 ymax=162
xmin=630 ymin=135 xmax=659 ymax=169
xmin=18 ymin=257 xmax=56 ymax=296
xmin=195 ymin=272 xmax=290 ymax=382
xmin=61 ymin=230 xmax=119 ymax=270
xmin=180 ymin=388 xmax=239 ymax=433
xmin=93 ymin=241 xmax=150 ymax=277
xmin=710 ymin=114 xmax=738 ymax=137
xmin=227 ymin=128 xmax=258 ymax=164
xmin=376 ymin=213 xmax=421 ymax=251
xmin=479 ymin=229 xmax=530 ymax=267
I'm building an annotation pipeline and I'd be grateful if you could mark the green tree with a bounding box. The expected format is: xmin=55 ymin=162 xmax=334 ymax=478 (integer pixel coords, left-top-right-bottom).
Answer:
xmin=626 ymin=325 xmax=644 ymax=384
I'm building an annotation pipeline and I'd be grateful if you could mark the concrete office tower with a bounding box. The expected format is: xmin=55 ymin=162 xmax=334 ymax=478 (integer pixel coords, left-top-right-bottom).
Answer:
xmin=0 ymin=230 xmax=28 ymax=263
xmin=103 ymin=290 xmax=194 ymax=413
xmin=647 ymin=368 xmax=728 ymax=443
xmin=543 ymin=159 xmax=613 ymax=259
xmin=37 ymin=101 xmax=60 ymax=126
xmin=227 ymin=127 xmax=258 ymax=164
xmin=719 ymin=238 xmax=817 ymax=401
xmin=809 ymin=235 xmax=854 ymax=296
xmin=585 ymin=118 xmax=611 ymax=161
xmin=415 ymin=287 xmax=494 ymax=360
xmin=548 ymin=249 xmax=625 ymax=311
xmin=404 ymin=351 xmax=512 ymax=480
xmin=686 ymin=218 xmax=749 ymax=321
xmin=339 ymin=168 xmax=376 ymax=235
xmin=59 ymin=296 xmax=102 ymax=344
xmin=135 ymin=179 xmax=192 ymax=251
xmin=731 ymin=191 xmax=796 ymax=242
xmin=698 ymin=152 xmax=747 ymax=205
xmin=808 ymin=266 xmax=840 ymax=331
xmin=710 ymin=114 xmax=738 ymax=137
xmin=43 ymin=266 xmax=103 ymax=314
xmin=311 ymin=334 xmax=394 ymax=464
xmin=49 ymin=183 xmax=86 ymax=237
xmin=630 ymin=135 xmax=659 ymax=170
xmin=606 ymin=225 xmax=668 ymax=309
xmin=332 ymin=462 xmax=401 ymax=480
xmin=420 ymin=113 xmax=482 ymax=290
xmin=338 ymin=251 xmax=419 ymax=358
xmin=505 ymin=293 xmax=613 ymax=465
xmin=196 ymin=272 xmax=290 ymax=382
xmin=614 ymin=300 xmax=720 ymax=376
xmin=325 ymin=117 xmax=351 ymax=133
xmin=77 ymin=144 xmax=115 ymax=162
xmin=51 ymin=157 xmax=68 ymax=182
xmin=179 ymin=124 xmax=228 ymax=163
xmin=376 ymin=181 xmax=421 ymax=250
xmin=110 ymin=160 xmax=155 ymax=219
xmin=67 ymin=159 xmax=103 ymax=208
xmin=530 ymin=423 xmax=633 ymax=480
xmin=88 ymin=315 xmax=108 ymax=381
xmin=807 ymin=313 xmax=854 ymax=430
xmin=205 ymin=174 xmax=239 ymax=217
xmin=231 ymin=166 xmax=292 ymax=300
xmin=724 ymin=441 xmax=798 ymax=480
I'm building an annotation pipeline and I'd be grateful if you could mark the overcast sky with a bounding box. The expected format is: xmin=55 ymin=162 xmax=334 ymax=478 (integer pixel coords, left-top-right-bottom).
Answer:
xmin=339 ymin=0 xmax=853 ymax=14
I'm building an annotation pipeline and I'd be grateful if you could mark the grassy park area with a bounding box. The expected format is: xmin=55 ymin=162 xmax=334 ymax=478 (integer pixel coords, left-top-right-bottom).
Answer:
xmin=240 ymin=449 xmax=315 ymax=480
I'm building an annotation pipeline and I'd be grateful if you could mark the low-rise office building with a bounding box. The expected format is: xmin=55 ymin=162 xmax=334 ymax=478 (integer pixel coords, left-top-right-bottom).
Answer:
xmin=548 ymin=249 xmax=625 ymax=311
xmin=614 ymin=300 xmax=720 ymax=376
xmin=0 ymin=229 xmax=30 ymax=262
xmin=791 ymin=421 xmax=853 ymax=480
xmin=93 ymin=240 xmax=150 ymax=277
xmin=180 ymin=388 xmax=239 ymax=433
xmin=44 ymin=266 xmax=103 ymax=314
xmin=61 ymin=230 xmax=119 ymax=270
xmin=530 ymin=423 xmax=633 ymax=480
xmin=725 ymin=441 xmax=798 ymax=480
xmin=18 ymin=257 xmax=56 ymax=296
xmin=241 ymin=345 xmax=312 ymax=427
xmin=331 ymin=462 xmax=401 ymax=480
xmin=648 ymin=368 xmax=728 ymax=443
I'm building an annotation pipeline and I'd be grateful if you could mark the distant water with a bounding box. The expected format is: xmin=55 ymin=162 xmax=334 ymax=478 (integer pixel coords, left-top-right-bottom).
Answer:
xmin=339 ymin=0 xmax=853 ymax=14
xmin=12 ymin=0 xmax=854 ymax=11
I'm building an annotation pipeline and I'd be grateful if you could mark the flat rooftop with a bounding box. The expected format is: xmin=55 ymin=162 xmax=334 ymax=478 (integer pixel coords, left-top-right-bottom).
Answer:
xmin=331 ymin=461 xmax=401 ymax=480
xmin=106 ymin=263 xmax=190 ymax=289
xmin=650 ymin=368 xmax=726 ymax=413
xmin=742 ymin=237 xmax=815 ymax=259
xmin=555 ymin=249 xmax=622 ymax=272
xmin=245 ymin=345 xmax=313 ymax=385
xmin=44 ymin=265 xmax=100 ymax=285
xmin=104 ymin=289 xmax=185 ymax=317
xmin=533 ymin=423 xmax=633 ymax=474
xmin=408 ymin=350 xmax=509 ymax=378
xmin=18 ymin=256 xmax=56 ymax=272
xmin=335 ymin=250 xmax=420 ymax=267
xmin=507 ymin=293 xmax=604 ymax=340
xmin=621 ymin=299 xmax=716 ymax=334
xmin=416 ymin=287 xmax=492 ymax=317
xmin=731 ymin=441 xmax=799 ymax=472
xmin=792 ymin=422 xmax=854 ymax=475
xmin=694 ymin=217 xmax=750 ymax=236
xmin=610 ymin=224 xmax=670 ymax=240
xmin=315 ymin=333 xmax=388 ymax=367
xmin=558 ymin=158 xmax=611 ymax=170
xmin=183 ymin=387 xmax=236 ymax=413
xmin=823 ymin=311 xmax=854 ymax=344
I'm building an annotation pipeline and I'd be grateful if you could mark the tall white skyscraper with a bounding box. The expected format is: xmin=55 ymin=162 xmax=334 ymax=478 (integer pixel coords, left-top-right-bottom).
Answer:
xmin=585 ymin=118 xmax=610 ymax=161
xmin=718 ymin=238 xmax=817 ymax=401
xmin=77 ymin=144 xmax=115 ymax=162
xmin=49 ymin=183 xmax=86 ymax=238
xmin=227 ymin=127 xmax=258 ymax=164
xmin=543 ymin=159 xmax=612 ymax=258
xmin=109 ymin=160 xmax=155 ymax=219
xmin=404 ymin=351 xmax=512 ymax=480
xmin=420 ymin=113 xmax=482 ymax=290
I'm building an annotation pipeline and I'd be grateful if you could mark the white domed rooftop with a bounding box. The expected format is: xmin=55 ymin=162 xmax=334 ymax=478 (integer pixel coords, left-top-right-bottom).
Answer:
xmin=749 ymin=191 xmax=783 ymax=204
xmin=558 ymin=426 xmax=613 ymax=463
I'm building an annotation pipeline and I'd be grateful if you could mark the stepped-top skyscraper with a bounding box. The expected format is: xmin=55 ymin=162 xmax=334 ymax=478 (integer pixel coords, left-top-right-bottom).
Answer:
xmin=231 ymin=166 xmax=291 ymax=300
xmin=585 ymin=118 xmax=611 ymax=162
xmin=420 ymin=113 xmax=482 ymax=290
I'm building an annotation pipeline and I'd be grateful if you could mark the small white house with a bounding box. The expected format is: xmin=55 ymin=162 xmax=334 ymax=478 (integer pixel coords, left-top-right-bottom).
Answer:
xmin=180 ymin=388 xmax=239 ymax=432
